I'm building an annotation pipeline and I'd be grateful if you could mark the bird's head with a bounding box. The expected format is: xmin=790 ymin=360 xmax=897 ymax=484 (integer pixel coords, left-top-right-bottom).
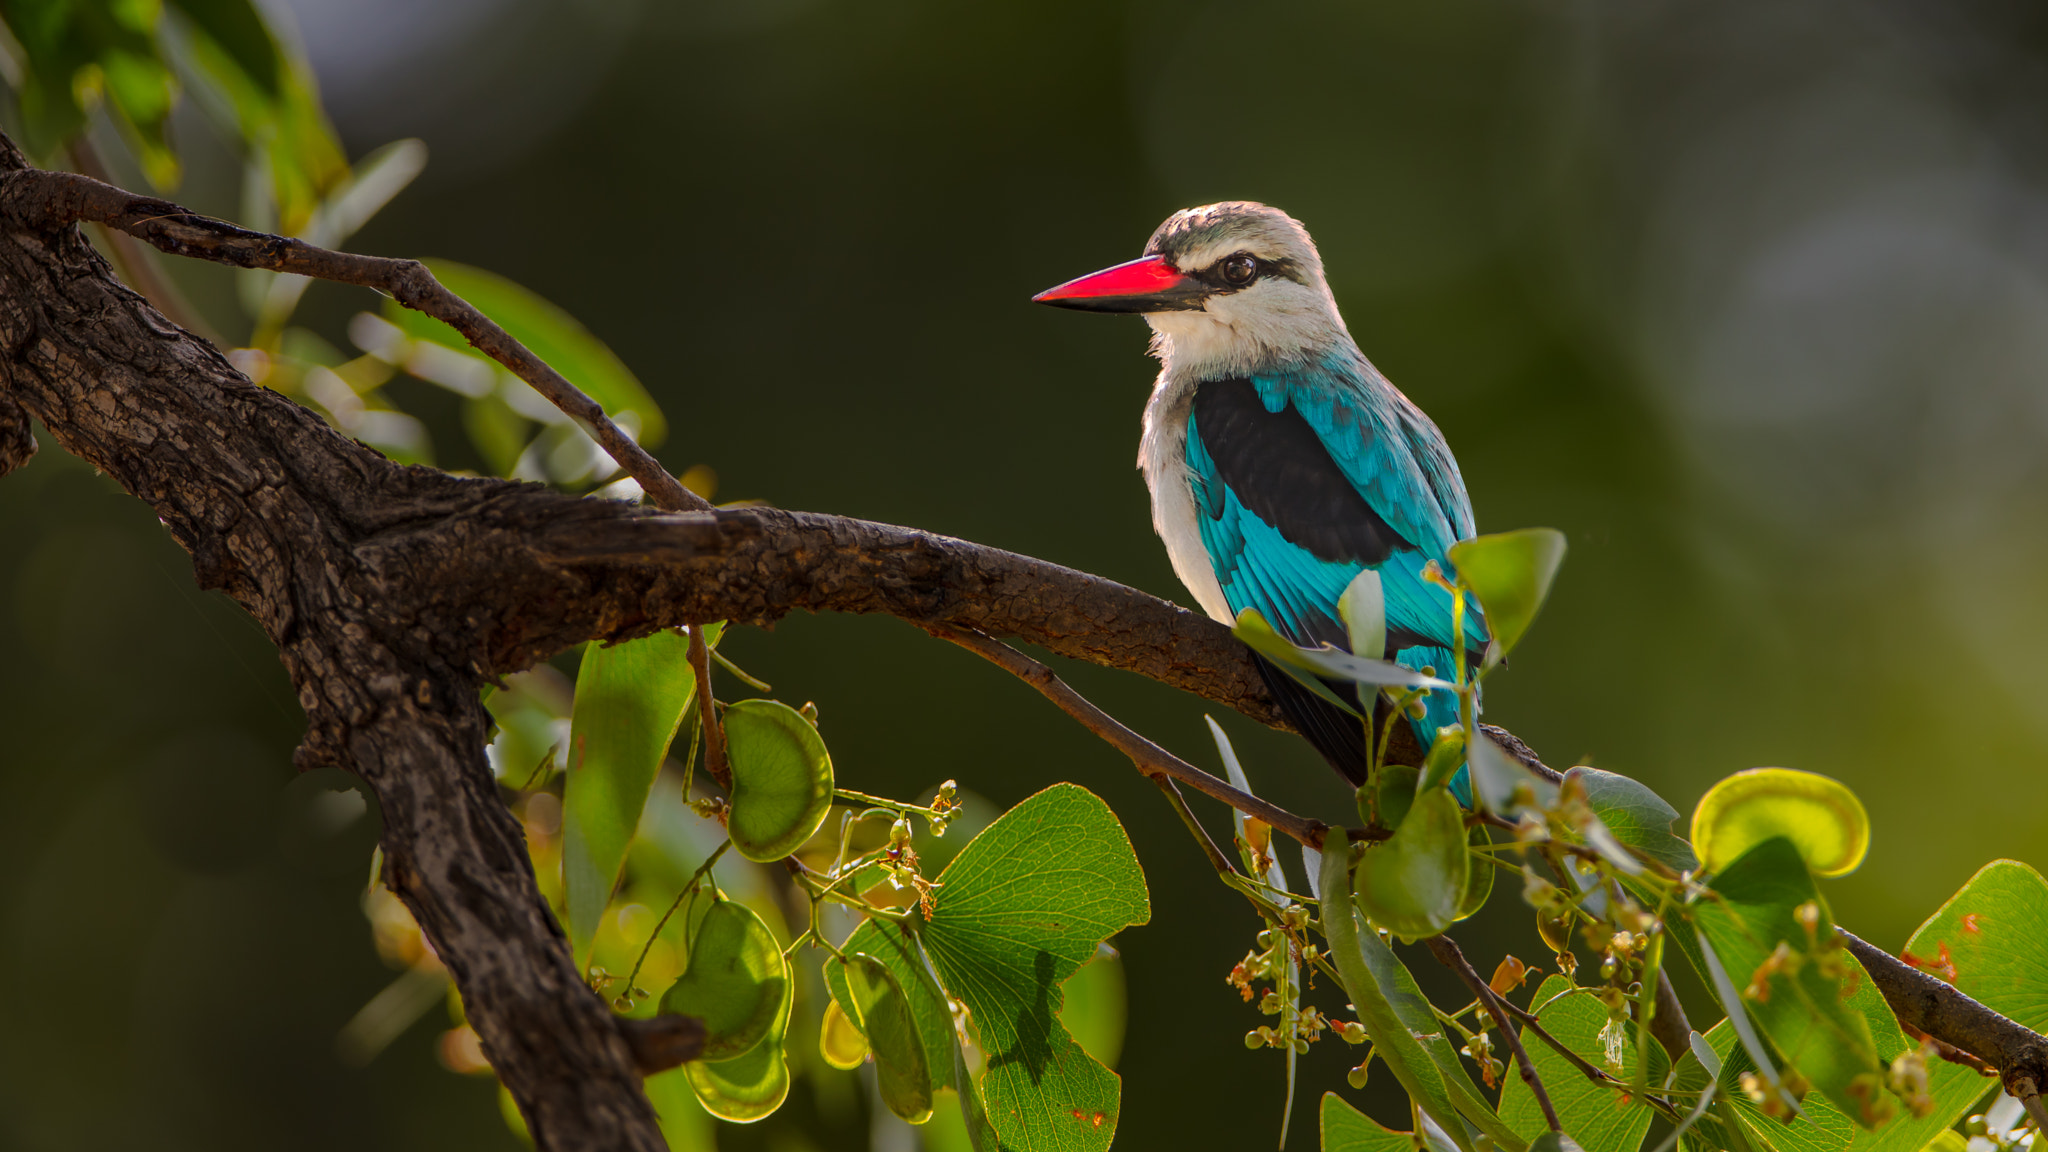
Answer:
xmin=1033 ymin=201 xmax=1345 ymax=373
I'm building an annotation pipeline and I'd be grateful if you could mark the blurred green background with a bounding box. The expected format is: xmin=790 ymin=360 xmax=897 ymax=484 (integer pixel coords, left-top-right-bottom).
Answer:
xmin=4 ymin=0 xmax=2047 ymax=1147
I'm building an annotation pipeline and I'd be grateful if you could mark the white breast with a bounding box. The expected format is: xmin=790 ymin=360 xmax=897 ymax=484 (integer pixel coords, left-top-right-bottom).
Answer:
xmin=1138 ymin=372 xmax=1234 ymax=624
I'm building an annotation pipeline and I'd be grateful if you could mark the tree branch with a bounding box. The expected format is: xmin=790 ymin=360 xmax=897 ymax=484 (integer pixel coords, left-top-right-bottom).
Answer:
xmin=2 ymin=136 xmax=2043 ymax=1147
xmin=1840 ymin=930 xmax=2048 ymax=1106
xmin=929 ymin=625 xmax=1329 ymax=851
xmin=1428 ymin=935 xmax=1562 ymax=1132
xmin=1 ymin=163 xmax=706 ymax=515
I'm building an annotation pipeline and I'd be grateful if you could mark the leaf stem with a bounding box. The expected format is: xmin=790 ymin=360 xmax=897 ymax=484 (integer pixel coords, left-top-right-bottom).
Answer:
xmin=622 ymin=840 xmax=732 ymax=1005
xmin=687 ymin=625 xmax=730 ymax=790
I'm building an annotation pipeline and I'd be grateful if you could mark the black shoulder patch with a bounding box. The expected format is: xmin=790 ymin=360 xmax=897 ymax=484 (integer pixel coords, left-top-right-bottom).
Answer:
xmin=1191 ymin=377 xmax=1413 ymax=565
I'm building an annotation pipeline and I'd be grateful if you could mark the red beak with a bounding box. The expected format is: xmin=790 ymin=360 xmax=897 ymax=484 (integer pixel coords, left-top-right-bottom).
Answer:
xmin=1032 ymin=254 xmax=1211 ymax=313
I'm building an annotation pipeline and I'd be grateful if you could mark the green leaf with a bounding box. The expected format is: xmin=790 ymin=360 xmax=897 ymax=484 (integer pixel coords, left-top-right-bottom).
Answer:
xmin=1455 ymin=824 xmax=1495 ymax=922
xmin=837 ymin=953 xmax=935 ymax=1124
xmin=920 ymin=783 xmax=1150 ymax=1152
xmin=562 ymin=626 xmax=710 ymax=963
xmin=1447 ymin=527 xmax=1565 ymax=663
xmin=1233 ymin=608 xmax=1453 ymax=698
xmin=1902 ymin=860 xmax=2048 ymax=1034
xmin=1530 ymin=1134 xmax=1589 ymax=1152
xmin=722 ymin=699 xmax=834 ymax=863
xmin=1355 ymin=787 xmax=1469 ymax=942
xmin=1447 ymin=528 xmax=1566 ymax=667
xmin=643 ymin=1065 xmax=718 ymax=1150
xmin=683 ymin=950 xmax=793 ymax=1123
xmin=1339 ymin=569 xmax=1387 ymax=660
xmin=659 ymin=896 xmax=787 ymax=1062
xmin=1499 ymin=977 xmax=1668 ymax=1152
xmin=1320 ymin=1092 xmax=1422 ymax=1152
xmin=1317 ymin=844 xmax=1526 ymax=1152
xmin=166 ymin=0 xmax=280 ymax=95
xmin=1690 ymin=1009 xmax=1994 ymax=1152
xmin=1469 ymin=730 xmax=1559 ymax=817
xmin=1564 ymin=768 xmax=1698 ymax=874
xmin=826 ymin=918 xmax=956 ymax=1093
xmin=1691 ymin=768 xmax=1869 ymax=878
xmin=382 ymin=260 xmax=667 ymax=445
xmin=1058 ymin=945 xmax=1127 ymax=1070
xmin=819 ymin=999 xmax=867 ymax=1070
xmin=1690 ymin=837 xmax=1887 ymax=1126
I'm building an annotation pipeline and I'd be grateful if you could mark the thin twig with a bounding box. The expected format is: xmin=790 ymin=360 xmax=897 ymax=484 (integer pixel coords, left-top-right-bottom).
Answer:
xmin=6 ymin=167 xmax=707 ymax=514
xmin=1150 ymin=773 xmax=1239 ymax=875
xmin=1427 ymin=935 xmax=1562 ymax=1132
xmin=930 ymin=625 xmax=1329 ymax=851
xmin=687 ymin=625 xmax=730 ymax=790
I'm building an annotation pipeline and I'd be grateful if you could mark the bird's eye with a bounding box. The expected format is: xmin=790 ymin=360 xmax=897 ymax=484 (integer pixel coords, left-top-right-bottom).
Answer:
xmin=1220 ymin=255 xmax=1258 ymax=286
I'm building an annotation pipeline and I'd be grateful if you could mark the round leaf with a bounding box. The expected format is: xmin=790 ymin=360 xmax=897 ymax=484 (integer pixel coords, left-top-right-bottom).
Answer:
xmin=723 ymin=699 xmax=834 ymax=862
xmin=659 ymin=898 xmax=787 ymax=1061
xmin=819 ymin=999 xmax=867 ymax=1071
xmin=683 ymin=947 xmax=794 ymax=1123
xmin=1355 ymin=787 xmax=1470 ymax=941
xmin=1447 ymin=527 xmax=1567 ymax=665
xmin=836 ymin=953 xmax=934 ymax=1124
xmin=1690 ymin=767 xmax=1869 ymax=878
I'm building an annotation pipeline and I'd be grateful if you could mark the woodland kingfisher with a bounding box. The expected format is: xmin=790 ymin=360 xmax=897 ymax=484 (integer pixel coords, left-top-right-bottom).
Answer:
xmin=1033 ymin=201 xmax=1486 ymax=787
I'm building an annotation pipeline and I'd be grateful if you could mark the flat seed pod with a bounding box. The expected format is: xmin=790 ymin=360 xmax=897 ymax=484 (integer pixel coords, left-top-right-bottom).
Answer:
xmin=659 ymin=898 xmax=787 ymax=1061
xmin=1354 ymin=787 xmax=1469 ymax=942
xmin=1690 ymin=767 xmax=1869 ymax=877
xmin=819 ymin=999 xmax=867 ymax=1071
xmin=723 ymin=699 xmax=835 ymax=862
xmin=1454 ymin=824 xmax=1493 ymax=922
xmin=836 ymin=953 xmax=934 ymax=1124
xmin=683 ymin=946 xmax=794 ymax=1123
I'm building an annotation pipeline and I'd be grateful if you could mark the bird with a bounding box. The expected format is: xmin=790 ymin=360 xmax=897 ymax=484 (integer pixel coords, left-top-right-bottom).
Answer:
xmin=1032 ymin=201 xmax=1486 ymax=790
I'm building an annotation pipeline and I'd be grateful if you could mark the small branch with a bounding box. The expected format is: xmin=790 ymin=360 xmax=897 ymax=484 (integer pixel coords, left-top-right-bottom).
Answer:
xmin=3 ymin=167 xmax=707 ymax=514
xmin=687 ymin=626 xmax=730 ymax=790
xmin=1150 ymin=773 xmax=1239 ymax=875
xmin=614 ymin=1014 xmax=705 ymax=1075
xmin=930 ymin=625 xmax=1330 ymax=851
xmin=1840 ymin=930 xmax=2048 ymax=1101
xmin=1428 ymin=935 xmax=1561 ymax=1132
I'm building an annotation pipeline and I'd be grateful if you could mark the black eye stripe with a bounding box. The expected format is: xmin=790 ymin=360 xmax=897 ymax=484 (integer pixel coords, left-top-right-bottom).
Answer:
xmin=1187 ymin=252 xmax=1307 ymax=290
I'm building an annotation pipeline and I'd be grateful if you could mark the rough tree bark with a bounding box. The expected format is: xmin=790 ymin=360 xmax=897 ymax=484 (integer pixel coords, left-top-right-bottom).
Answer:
xmin=2 ymin=135 xmax=2042 ymax=1147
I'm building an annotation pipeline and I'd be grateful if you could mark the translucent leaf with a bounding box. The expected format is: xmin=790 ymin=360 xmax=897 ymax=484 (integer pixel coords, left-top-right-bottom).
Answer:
xmin=1470 ymin=730 xmax=1559 ymax=816
xmin=1690 ymin=768 xmax=1869 ymax=878
xmin=1565 ymin=767 xmax=1698 ymax=874
xmin=836 ymin=953 xmax=935 ymax=1124
xmin=1339 ymin=568 xmax=1387 ymax=660
xmin=722 ymin=699 xmax=834 ymax=863
xmin=381 ymin=260 xmax=667 ymax=446
xmin=820 ymin=1000 xmax=867 ymax=1070
xmin=1903 ymin=860 xmax=2048 ymax=1035
xmin=1355 ymin=787 xmax=1469 ymax=942
xmin=1455 ymin=825 xmax=1494 ymax=922
xmin=1318 ymin=845 xmax=1527 ymax=1152
xmin=1689 ymin=837 xmax=1885 ymax=1124
xmin=1233 ymin=608 xmax=1453 ymax=695
xmin=920 ymin=784 xmax=1150 ymax=1152
xmin=657 ymin=897 xmax=786 ymax=1062
xmin=1057 ymin=945 xmax=1127 ymax=1069
xmin=1498 ymin=976 xmax=1668 ymax=1152
xmin=1321 ymin=1092 xmax=1424 ymax=1152
xmin=1447 ymin=528 xmax=1566 ymax=666
xmin=683 ymin=955 xmax=793 ymax=1123
xmin=563 ymin=627 xmax=709 ymax=963
xmin=825 ymin=919 xmax=956 ymax=1093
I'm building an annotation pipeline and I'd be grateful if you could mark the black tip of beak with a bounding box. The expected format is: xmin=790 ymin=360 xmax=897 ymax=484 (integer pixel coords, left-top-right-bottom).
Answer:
xmin=1031 ymin=293 xmax=1172 ymax=314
